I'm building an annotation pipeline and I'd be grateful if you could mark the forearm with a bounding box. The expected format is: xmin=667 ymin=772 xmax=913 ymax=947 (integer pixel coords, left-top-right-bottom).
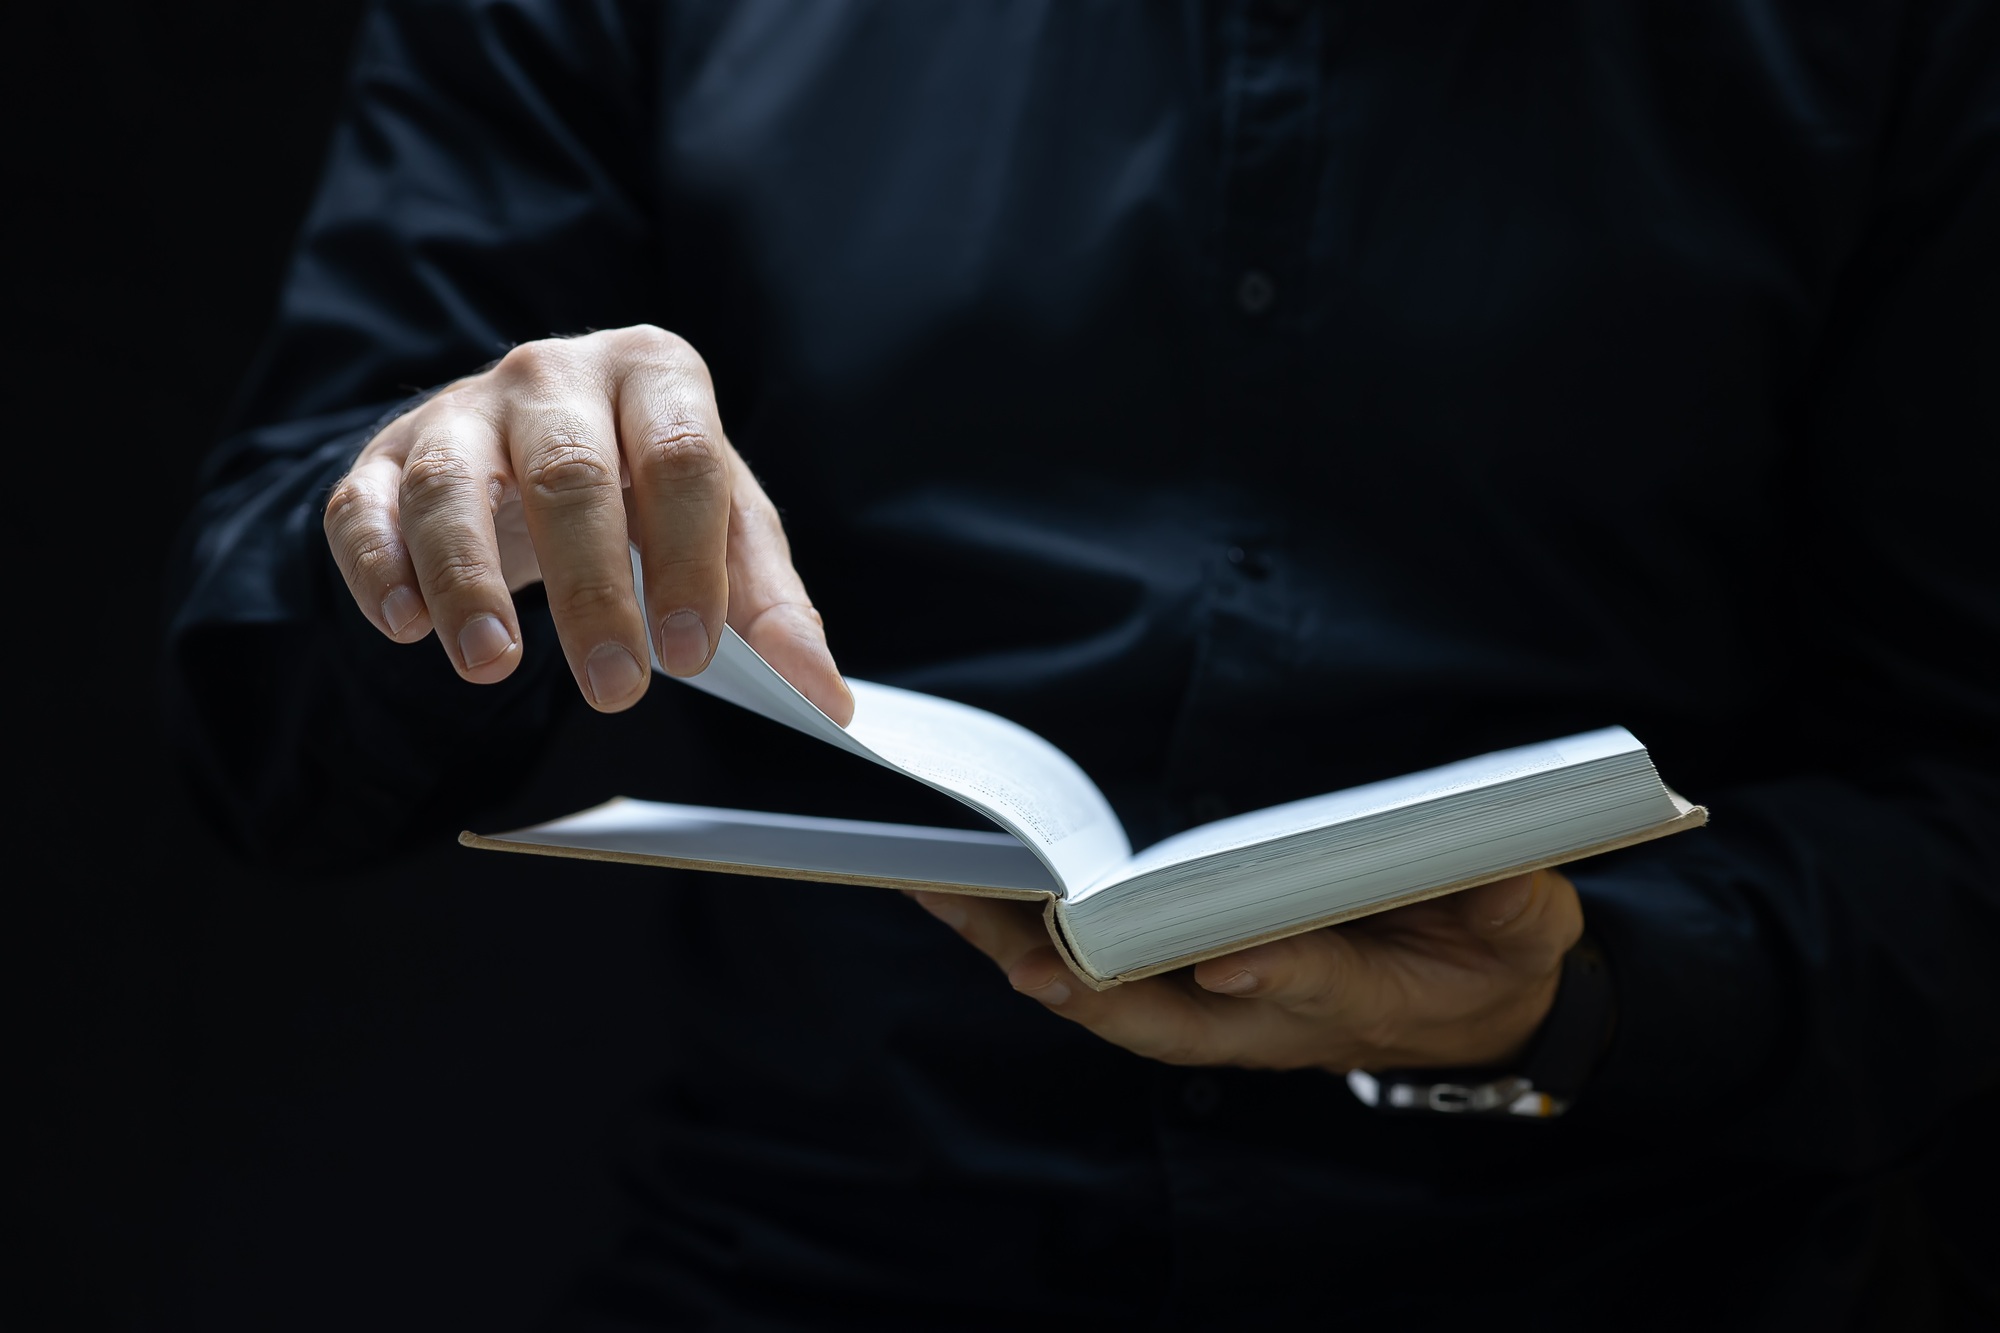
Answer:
xmin=1571 ymin=761 xmax=2000 ymax=1172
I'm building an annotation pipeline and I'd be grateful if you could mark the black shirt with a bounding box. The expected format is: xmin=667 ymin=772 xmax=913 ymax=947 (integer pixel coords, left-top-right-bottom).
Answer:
xmin=166 ymin=1 xmax=2000 ymax=1326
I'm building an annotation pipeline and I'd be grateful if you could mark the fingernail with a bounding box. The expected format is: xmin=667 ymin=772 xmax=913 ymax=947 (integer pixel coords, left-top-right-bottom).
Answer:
xmin=585 ymin=642 xmax=644 ymax=706
xmin=457 ymin=613 xmax=513 ymax=668
xmin=1014 ymin=975 xmax=1072 ymax=1007
xmin=1205 ymin=969 xmax=1260 ymax=996
xmin=657 ymin=610 xmax=710 ymax=676
xmin=912 ymin=893 xmax=967 ymax=930
xmin=380 ymin=586 xmax=423 ymax=635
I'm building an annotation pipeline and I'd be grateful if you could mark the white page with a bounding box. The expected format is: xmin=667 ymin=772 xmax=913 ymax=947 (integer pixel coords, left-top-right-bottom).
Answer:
xmin=1080 ymin=727 xmax=1643 ymax=897
xmin=635 ymin=549 xmax=1130 ymax=893
xmin=488 ymin=797 xmax=1061 ymax=894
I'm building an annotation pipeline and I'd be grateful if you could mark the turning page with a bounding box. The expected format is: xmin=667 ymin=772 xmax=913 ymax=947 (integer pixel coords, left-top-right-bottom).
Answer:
xmin=635 ymin=555 xmax=1129 ymax=892
xmin=472 ymin=797 xmax=1062 ymax=896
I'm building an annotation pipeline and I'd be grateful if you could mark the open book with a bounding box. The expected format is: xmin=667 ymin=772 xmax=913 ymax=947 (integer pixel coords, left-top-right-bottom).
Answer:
xmin=464 ymin=626 xmax=1706 ymax=988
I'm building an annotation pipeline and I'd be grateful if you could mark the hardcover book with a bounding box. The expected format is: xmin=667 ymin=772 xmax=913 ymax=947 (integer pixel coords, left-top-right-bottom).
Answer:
xmin=465 ymin=626 xmax=1705 ymax=988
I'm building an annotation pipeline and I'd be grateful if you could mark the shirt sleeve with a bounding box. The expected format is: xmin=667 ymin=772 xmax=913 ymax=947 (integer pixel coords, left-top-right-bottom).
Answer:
xmin=1569 ymin=0 xmax=2000 ymax=1173
xmin=163 ymin=0 xmax=662 ymax=865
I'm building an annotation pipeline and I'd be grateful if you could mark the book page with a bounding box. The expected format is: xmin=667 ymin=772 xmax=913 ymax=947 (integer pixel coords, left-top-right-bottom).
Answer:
xmin=1082 ymin=728 xmax=1643 ymax=897
xmin=477 ymin=797 xmax=1062 ymax=894
xmin=635 ymin=554 xmax=1130 ymax=893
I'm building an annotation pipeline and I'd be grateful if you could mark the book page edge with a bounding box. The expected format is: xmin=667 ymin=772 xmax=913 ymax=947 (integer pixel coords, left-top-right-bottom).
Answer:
xmin=1042 ymin=897 xmax=1108 ymax=989
xmin=457 ymin=830 xmax=1056 ymax=901
xmin=1065 ymin=799 xmax=1709 ymax=989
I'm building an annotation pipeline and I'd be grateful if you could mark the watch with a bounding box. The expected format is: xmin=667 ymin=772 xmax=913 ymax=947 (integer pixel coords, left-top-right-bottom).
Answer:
xmin=1345 ymin=934 xmax=1615 ymax=1120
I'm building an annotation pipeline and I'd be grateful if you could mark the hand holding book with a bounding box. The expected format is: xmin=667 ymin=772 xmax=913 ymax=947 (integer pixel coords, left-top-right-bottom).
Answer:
xmin=911 ymin=864 xmax=1582 ymax=1074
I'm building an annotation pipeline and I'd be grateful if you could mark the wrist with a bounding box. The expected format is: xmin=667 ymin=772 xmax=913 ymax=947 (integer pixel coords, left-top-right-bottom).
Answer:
xmin=1346 ymin=934 xmax=1616 ymax=1120
xmin=1470 ymin=961 xmax=1567 ymax=1070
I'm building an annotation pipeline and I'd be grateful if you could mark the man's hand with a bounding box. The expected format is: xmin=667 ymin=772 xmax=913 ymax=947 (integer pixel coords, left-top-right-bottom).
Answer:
xmin=322 ymin=325 xmax=853 ymax=721
xmin=912 ymin=868 xmax=1583 ymax=1072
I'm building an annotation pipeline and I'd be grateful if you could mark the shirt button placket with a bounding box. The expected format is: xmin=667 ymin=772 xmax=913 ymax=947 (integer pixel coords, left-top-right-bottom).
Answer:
xmin=1212 ymin=0 xmax=1322 ymax=328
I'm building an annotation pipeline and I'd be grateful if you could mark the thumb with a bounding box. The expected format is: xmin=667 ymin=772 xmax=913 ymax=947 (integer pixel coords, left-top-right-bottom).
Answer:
xmin=1459 ymin=868 xmax=1582 ymax=967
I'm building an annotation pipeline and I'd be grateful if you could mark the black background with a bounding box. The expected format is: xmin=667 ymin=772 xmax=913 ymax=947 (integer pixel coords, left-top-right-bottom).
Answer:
xmin=26 ymin=6 xmax=679 ymax=1327
xmin=20 ymin=5 xmax=1998 ymax=1330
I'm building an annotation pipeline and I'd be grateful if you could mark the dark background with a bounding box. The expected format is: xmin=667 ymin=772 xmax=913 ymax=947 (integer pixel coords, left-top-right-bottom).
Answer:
xmin=20 ymin=5 xmax=1997 ymax=1330
xmin=26 ymin=5 xmax=682 ymax=1327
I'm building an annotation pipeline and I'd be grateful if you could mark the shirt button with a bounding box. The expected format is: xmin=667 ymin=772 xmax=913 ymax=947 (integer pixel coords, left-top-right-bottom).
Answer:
xmin=1235 ymin=268 xmax=1276 ymax=315
xmin=1182 ymin=1075 xmax=1222 ymax=1116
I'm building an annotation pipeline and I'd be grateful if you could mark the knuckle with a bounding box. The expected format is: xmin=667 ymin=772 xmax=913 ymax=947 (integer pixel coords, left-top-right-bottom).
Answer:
xmin=349 ymin=536 xmax=405 ymax=587
xmin=401 ymin=449 xmax=479 ymax=504
xmin=633 ymin=428 xmax=725 ymax=487
xmin=428 ymin=546 xmax=496 ymax=595
xmin=555 ymin=578 xmax=629 ymax=620
xmin=523 ymin=438 xmax=619 ymax=499
xmin=622 ymin=327 xmax=717 ymax=393
xmin=623 ymin=323 xmax=698 ymax=366
xmin=321 ymin=477 xmax=371 ymax=538
xmin=645 ymin=549 xmax=723 ymax=586
xmin=496 ymin=338 xmax=577 ymax=386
